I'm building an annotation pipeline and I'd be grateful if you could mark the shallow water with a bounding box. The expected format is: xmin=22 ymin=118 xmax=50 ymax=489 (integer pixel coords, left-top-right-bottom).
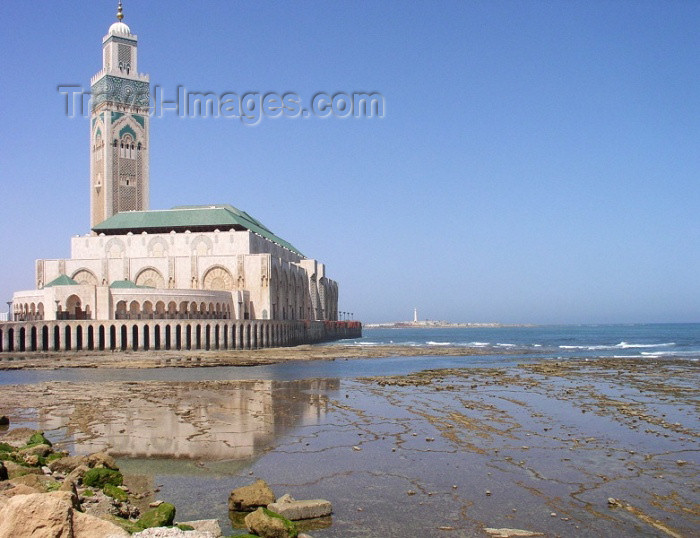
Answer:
xmin=1 ymin=357 xmax=697 ymax=537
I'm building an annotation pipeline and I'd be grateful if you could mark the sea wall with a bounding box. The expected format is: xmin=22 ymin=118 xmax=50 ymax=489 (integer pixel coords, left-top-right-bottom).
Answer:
xmin=0 ymin=319 xmax=362 ymax=353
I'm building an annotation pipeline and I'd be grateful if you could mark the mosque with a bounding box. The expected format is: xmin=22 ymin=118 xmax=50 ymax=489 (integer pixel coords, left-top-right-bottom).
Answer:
xmin=0 ymin=3 xmax=360 ymax=353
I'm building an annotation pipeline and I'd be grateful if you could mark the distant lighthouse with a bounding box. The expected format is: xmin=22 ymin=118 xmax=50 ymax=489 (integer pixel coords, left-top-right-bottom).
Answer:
xmin=413 ymin=307 xmax=418 ymax=323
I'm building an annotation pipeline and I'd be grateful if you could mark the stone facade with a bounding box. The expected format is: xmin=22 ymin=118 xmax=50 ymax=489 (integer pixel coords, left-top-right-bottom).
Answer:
xmin=5 ymin=6 xmax=353 ymax=345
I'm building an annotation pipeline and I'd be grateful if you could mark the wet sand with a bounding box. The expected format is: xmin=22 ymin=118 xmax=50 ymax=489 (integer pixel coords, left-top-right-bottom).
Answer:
xmin=0 ymin=357 xmax=697 ymax=536
xmin=0 ymin=344 xmax=526 ymax=370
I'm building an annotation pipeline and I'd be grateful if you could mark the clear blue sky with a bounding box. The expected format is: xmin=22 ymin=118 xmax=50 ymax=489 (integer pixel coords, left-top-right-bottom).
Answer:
xmin=1 ymin=1 xmax=698 ymax=324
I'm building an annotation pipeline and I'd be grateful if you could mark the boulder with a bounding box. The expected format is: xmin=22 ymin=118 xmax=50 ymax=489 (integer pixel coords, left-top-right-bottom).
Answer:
xmin=65 ymin=464 xmax=90 ymax=485
xmin=0 ymin=483 xmax=41 ymax=497
xmin=0 ymin=490 xmax=128 ymax=538
xmin=0 ymin=416 xmax=9 ymax=426
xmin=229 ymin=479 xmax=276 ymax=511
xmin=20 ymin=443 xmax=53 ymax=458
xmin=86 ymin=451 xmax=118 ymax=470
xmin=49 ymin=455 xmax=86 ymax=473
xmin=178 ymin=519 xmax=223 ymax=537
xmin=3 ymin=460 xmax=44 ymax=479
xmin=8 ymin=473 xmax=60 ymax=493
xmin=27 ymin=431 xmax=53 ymax=448
xmin=0 ymin=461 xmax=7 ymax=481
xmin=72 ymin=510 xmax=130 ymax=537
xmin=132 ymin=528 xmax=217 ymax=537
xmin=0 ymin=492 xmax=73 ymax=537
xmin=104 ymin=483 xmax=128 ymax=502
xmin=267 ymin=494 xmax=332 ymax=521
xmin=0 ymin=427 xmax=36 ymax=448
xmin=83 ymin=467 xmax=123 ymax=488
xmin=245 ymin=507 xmax=298 ymax=538
xmin=137 ymin=502 xmax=176 ymax=528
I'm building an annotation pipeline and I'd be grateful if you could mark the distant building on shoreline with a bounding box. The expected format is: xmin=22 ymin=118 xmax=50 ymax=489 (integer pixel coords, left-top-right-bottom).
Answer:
xmin=1 ymin=3 xmax=360 ymax=353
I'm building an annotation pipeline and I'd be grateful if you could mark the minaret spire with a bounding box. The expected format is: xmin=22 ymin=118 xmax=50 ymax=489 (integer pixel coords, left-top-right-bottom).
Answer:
xmin=117 ymin=1 xmax=124 ymax=21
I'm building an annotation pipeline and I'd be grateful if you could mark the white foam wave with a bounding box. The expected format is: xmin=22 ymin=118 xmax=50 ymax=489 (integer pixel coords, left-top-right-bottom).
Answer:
xmin=496 ymin=343 xmax=516 ymax=347
xmin=426 ymin=341 xmax=451 ymax=346
xmin=560 ymin=341 xmax=676 ymax=351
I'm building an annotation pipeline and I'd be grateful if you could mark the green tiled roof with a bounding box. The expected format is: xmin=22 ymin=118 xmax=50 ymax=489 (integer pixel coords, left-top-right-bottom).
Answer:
xmin=93 ymin=204 xmax=304 ymax=256
xmin=109 ymin=279 xmax=153 ymax=289
xmin=45 ymin=274 xmax=78 ymax=287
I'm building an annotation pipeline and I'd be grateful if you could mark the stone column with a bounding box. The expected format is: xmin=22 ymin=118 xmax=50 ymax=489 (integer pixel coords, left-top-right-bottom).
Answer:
xmin=24 ymin=326 xmax=32 ymax=352
xmin=57 ymin=325 xmax=66 ymax=351
xmin=1 ymin=326 xmax=9 ymax=352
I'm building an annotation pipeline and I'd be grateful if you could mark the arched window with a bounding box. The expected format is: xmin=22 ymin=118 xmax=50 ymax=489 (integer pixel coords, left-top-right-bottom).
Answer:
xmin=120 ymin=135 xmax=136 ymax=159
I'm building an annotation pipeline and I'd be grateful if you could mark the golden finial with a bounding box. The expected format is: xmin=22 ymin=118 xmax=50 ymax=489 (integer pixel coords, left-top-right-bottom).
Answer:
xmin=117 ymin=1 xmax=124 ymax=21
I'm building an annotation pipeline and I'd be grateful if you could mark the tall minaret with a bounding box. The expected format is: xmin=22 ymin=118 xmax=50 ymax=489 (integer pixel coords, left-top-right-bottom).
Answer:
xmin=90 ymin=1 xmax=150 ymax=228
xmin=413 ymin=307 xmax=418 ymax=323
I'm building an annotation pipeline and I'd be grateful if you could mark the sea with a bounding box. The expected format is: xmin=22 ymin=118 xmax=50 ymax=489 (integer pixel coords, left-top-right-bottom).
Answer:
xmin=0 ymin=323 xmax=697 ymax=385
xmin=349 ymin=322 xmax=700 ymax=359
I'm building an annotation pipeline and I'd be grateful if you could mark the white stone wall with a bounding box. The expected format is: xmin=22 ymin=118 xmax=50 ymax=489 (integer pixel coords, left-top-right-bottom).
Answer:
xmin=30 ymin=228 xmax=339 ymax=322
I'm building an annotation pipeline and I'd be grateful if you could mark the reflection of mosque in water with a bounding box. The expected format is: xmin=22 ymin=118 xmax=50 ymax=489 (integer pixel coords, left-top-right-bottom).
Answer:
xmin=38 ymin=379 xmax=339 ymax=461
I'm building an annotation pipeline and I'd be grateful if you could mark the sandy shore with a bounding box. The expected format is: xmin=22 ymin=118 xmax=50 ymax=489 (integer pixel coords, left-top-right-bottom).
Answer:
xmin=0 ymin=343 xmax=529 ymax=370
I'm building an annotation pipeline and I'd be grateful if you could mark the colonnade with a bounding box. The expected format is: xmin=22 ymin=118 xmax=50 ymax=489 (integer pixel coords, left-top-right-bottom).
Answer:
xmin=0 ymin=320 xmax=362 ymax=353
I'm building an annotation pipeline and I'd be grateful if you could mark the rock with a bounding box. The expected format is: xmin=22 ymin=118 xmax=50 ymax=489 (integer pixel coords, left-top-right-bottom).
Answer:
xmin=0 ymin=416 xmax=9 ymax=426
xmin=48 ymin=489 xmax=81 ymax=511
xmin=229 ymin=479 xmax=276 ymax=511
xmin=73 ymin=510 xmax=130 ymax=537
xmin=484 ymin=529 xmax=544 ymax=537
xmin=8 ymin=473 xmax=60 ymax=493
xmin=607 ymin=497 xmax=622 ymax=508
xmin=27 ymin=431 xmax=53 ymax=448
xmin=59 ymin=478 xmax=79 ymax=497
xmin=23 ymin=454 xmax=40 ymax=466
xmin=65 ymin=464 xmax=90 ymax=485
xmin=0 ymin=492 xmax=71 ymax=537
xmin=245 ymin=507 xmax=298 ymax=538
xmin=0 ymin=462 xmax=7 ymax=481
xmin=49 ymin=454 xmax=86 ymax=474
xmin=178 ymin=519 xmax=223 ymax=537
xmin=0 ymin=483 xmax=41 ymax=497
xmin=0 ymin=427 xmax=36 ymax=448
xmin=267 ymin=494 xmax=332 ymax=521
xmin=86 ymin=451 xmax=118 ymax=470
xmin=83 ymin=467 xmax=123 ymax=488
xmin=19 ymin=443 xmax=53 ymax=458
xmin=3 ymin=460 xmax=44 ymax=479
xmin=138 ymin=502 xmax=176 ymax=528
xmin=132 ymin=528 xmax=217 ymax=537
xmin=150 ymin=500 xmax=164 ymax=507
xmin=104 ymin=483 xmax=128 ymax=502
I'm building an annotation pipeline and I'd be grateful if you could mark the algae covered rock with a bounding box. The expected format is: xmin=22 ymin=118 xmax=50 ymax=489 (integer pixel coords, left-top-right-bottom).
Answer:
xmin=83 ymin=467 xmax=124 ymax=488
xmin=137 ymin=501 xmax=176 ymax=528
xmin=19 ymin=443 xmax=52 ymax=458
xmin=245 ymin=507 xmax=298 ymax=538
xmin=3 ymin=460 xmax=43 ymax=479
xmin=26 ymin=431 xmax=52 ymax=448
xmin=229 ymin=479 xmax=276 ymax=511
xmin=104 ymin=483 xmax=128 ymax=502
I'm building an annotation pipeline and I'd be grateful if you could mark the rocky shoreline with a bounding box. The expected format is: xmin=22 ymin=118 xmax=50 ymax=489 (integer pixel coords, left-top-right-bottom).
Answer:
xmin=0 ymin=427 xmax=330 ymax=537
xmin=1 ymin=356 xmax=697 ymax=536
xmin=0 ymin=344 xmax=527 ymax=370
